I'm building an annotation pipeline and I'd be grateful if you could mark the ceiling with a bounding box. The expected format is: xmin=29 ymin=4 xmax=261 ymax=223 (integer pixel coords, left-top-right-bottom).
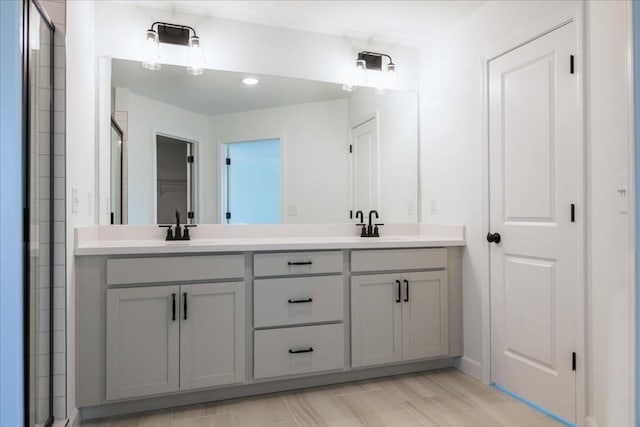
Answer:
xmin=128 ymin=1 xmax=487 ymax=46
xmin=111 ymin=59 xmax=350 ymax=116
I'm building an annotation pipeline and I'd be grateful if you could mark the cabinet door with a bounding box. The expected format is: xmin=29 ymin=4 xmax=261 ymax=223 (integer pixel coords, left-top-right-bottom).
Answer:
xmin=180 ymin=282 xmax=246 ymax=390
xmin=106 ymin=286 xmax=179 ymax=400
xmin=351 ymin=274 xmax=402 ymax=367
xmin=401 ymin=271 xmax=448 ymax=361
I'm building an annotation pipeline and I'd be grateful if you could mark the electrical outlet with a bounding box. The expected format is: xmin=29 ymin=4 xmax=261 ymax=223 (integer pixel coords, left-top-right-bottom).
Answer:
xmin=72 ymin=187 xmax=79 ymax=214
xmin=407 ymin=200 xmax=415 ymax=215
xmin=429 ymin=200 xmax=437 ymax=215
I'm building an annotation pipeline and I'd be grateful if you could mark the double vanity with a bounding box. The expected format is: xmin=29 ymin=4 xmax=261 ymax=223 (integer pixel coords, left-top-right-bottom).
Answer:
xmin=75 ymin=224 xmax=465 ymax=419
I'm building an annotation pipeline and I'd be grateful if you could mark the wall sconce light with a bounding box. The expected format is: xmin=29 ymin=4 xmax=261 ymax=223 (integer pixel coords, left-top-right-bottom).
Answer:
xmin=141 ymin=22 xmax=205 ymax=75
xmin=344 ymin=51 xmax=397 ymax=92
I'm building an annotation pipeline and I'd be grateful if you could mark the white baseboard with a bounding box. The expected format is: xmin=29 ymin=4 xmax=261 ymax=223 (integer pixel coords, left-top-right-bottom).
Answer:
xmin=584 ymin=415 xmax=597 ymax=427
xmin=67 ymin=407 xmax=80 ymax=427
xmin=453 ymin=356 xmax=483 ymax=381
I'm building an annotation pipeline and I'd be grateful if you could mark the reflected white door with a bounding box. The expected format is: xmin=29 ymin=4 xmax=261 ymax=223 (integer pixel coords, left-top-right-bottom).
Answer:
xmin=351 ymin=119 xmax=378 ymax=215
xmin=489 ymin=22 xmax=580 ymax=423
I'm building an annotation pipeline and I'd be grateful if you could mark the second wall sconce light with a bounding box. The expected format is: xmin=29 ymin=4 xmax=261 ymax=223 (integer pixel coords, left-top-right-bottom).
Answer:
xmin=344 ymin=51 xmax=397 ymax=92
xmin=142 ymin=22 xmax=205 ymax=76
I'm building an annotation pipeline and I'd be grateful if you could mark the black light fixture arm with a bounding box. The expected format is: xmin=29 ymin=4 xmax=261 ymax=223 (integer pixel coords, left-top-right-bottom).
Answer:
xmin=359 ymin=51 xmax=394 ymax=64
xmin=149 ymin=21 xmax=197 ymax=37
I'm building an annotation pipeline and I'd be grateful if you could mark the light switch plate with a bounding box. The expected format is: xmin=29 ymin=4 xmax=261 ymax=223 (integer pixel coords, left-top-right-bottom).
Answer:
xmin=72 ymin=187 xmax=79 ymax=214
xmin=618 ymin=173 xmax=628 ymax=214
xmin=287 ymin=204 xmax=299 ymax=216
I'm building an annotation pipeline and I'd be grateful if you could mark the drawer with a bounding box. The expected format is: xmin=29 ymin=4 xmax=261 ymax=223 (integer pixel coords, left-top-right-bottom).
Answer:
xmin=254 ymin=251 xmax=343 ymax=277
xmin=351 ymin=248 xmax=446 ymax=273
xmin=254 ymin=276 xmax=343 ymax=328
xmin=254 ymin=323 xmax=344 ymax=379
xmin=106 ymin=255 xmax=245 ymax=285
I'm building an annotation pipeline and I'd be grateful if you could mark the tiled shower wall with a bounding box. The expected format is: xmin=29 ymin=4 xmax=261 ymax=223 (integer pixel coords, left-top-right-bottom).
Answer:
xmin=35 ymin=0 xmax=66 ymax=422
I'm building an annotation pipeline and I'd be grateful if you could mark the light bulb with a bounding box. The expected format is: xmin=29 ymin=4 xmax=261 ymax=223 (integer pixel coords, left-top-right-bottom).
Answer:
xmin=242 ymin=77 xmax=259 ymax=86
xmin=385 ymin=62 xmax=397 ymax=88
xmin=187 ymin=36 xmax=205 ymax=76
xmin=142 ymin=29 xmax=161 ymax=71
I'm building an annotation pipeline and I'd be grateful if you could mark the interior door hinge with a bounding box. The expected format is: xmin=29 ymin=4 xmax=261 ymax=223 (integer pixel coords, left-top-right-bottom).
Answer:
xmin=187 ymin=211 xmax=194 ymax=219
xmin=187 ymin=155 xmax=194 ymax=163
xmin=571 ymin=203 xmax=575 ymax=222
xmin=225 ymin=212 xmax=231 ymax=220
xmin=349 ymin=144 xmax=353 ymax=154
xmin=226 ymin=157 xmax=231 ymax=165
xmin=572 ymin=352 xmax=576 ymax=371
xmin=570 ymin=55 xmax=575 ymax=74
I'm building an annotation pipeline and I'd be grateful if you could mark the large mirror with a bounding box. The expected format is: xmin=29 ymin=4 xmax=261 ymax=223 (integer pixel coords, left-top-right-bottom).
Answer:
xmin=108 ymin=58 xmax=419 ymax=225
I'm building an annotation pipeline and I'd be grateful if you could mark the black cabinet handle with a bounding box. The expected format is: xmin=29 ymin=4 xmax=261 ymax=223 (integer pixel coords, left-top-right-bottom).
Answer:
xmin=183 ymin=292 xmax=187 ymax=320
xmin=288 ymin=261 xmax=313 ymax=266
xmin=171 ymin=293 xmax=176 ymax=321
xmin=396 ymin=280 xmax=401 ymax=303
xmin=288 ymin=347 xmax=314 ymax=354
xmin=288 ymin=298 xmax=313 ymax=304
xmin=404 ymin=279 xmax=409 ymax=302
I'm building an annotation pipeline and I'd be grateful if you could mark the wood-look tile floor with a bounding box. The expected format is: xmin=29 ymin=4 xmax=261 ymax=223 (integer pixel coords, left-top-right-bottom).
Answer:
xmin=83 ymin=369 xmax=562 ymax=427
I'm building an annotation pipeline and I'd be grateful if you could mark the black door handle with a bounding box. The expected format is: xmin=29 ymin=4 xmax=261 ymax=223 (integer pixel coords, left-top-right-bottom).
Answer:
xmin=288 ymin=347 xmax=314 ymax=354
xmin=396 ymin=280 xmax=401 ymax=303
xmin=288 ymin=298 xmax=313 ymax=304
xmin=183 ymin=292 xmax=187 ymax=320
xmin=404 ymin=279 xmax=409 ymax=302
xmin=171 ymin=293 xmax=176 ymax=321
xmin=487 ymin=232 xmax=501 ymax=244
xmin=288 ymin=261 xmax=313 ymax=266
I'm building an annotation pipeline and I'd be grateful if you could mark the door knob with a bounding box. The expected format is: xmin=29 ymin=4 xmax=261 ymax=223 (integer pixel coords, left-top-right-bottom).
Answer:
xmin=486 ymin=232 xmax=501 ymax=244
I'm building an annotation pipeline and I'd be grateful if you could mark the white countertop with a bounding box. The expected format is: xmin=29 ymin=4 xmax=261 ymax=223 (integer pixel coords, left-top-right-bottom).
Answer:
xmin=75 ymin=224 xmax=465 ymax=256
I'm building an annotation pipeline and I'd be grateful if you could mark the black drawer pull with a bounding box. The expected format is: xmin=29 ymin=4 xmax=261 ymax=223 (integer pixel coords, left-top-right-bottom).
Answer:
xmin=404 ymin=279 xmax=409 ymax=302
xmin=396 ymin=280 xmax=401 ymax=303
xmin=171 ymin=293 xmax=176 ymax=321
xmin=288 ymin=261 xmax=313 ymax=266
xmin=288 ymin=298 xmax=313 ymax=304
xmin=289 ymin=347 xmax=314 ymax=354
xmin=183 ymin=292 xmax=188 ymax=320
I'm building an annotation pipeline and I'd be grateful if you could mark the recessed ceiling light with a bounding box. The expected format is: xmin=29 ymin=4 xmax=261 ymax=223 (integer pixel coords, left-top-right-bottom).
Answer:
xmin=242 ymin=77 xmax=259 ymax=86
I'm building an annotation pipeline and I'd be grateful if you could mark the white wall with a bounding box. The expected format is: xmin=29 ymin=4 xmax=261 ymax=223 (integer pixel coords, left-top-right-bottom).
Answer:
xmin=348 ymin=89 xmax=419 ymax=223
xmin=585 ymin=2 xmax=634 ymax=425
xmin=123 ymin=93 xmax=209 ymax=224
xmin=66 ymin=0 xmax=96 ymax=420
xmin=419 ymin=0 xmax=634 ymax=425
xmin=92 ymin=2 xmax=420 ymax=91
xmin=209 ymin=99 xmax=350 ymax=224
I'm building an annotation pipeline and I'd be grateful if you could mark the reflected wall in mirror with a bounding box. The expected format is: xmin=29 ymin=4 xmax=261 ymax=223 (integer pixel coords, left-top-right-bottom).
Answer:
xmin=106 ymin=58 xmax=419 ymax=225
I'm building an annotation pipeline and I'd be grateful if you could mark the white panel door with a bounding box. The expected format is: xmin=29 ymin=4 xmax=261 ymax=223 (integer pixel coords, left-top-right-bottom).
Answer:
xmin=106 ymin=286 xmax=179 ymax=400
xmin=401 ymin=271 xmax=448 ymax=361
xmin=351 ymin=274 xmax=402 ymax=367
xmin=489 ymin=22 xmax=580 ymax=423
xmin=180 ymin=282 xmax=245 ymax=390
xmin=351 ymin=119 xmax=378 ymax=215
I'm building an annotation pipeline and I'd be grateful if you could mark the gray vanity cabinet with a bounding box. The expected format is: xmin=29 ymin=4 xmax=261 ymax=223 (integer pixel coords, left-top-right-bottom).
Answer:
xmin=106 ymin=286 xmax=180 ymax=400
xmin=350 ymin=249 xmax=450 ymax=368
xmin=106 ymin=281 xmax=245 ymax=400
xmin=103 ymin=254 xmax=247 ymax=401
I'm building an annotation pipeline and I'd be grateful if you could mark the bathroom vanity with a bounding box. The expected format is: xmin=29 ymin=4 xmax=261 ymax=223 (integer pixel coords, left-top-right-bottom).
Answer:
xmin=75 ymin=224 xmax=464 ymax=419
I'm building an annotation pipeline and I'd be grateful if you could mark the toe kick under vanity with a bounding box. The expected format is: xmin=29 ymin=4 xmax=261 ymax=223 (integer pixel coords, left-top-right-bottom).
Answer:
xmin=74 ymin=224 xmax=465 ymax=420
